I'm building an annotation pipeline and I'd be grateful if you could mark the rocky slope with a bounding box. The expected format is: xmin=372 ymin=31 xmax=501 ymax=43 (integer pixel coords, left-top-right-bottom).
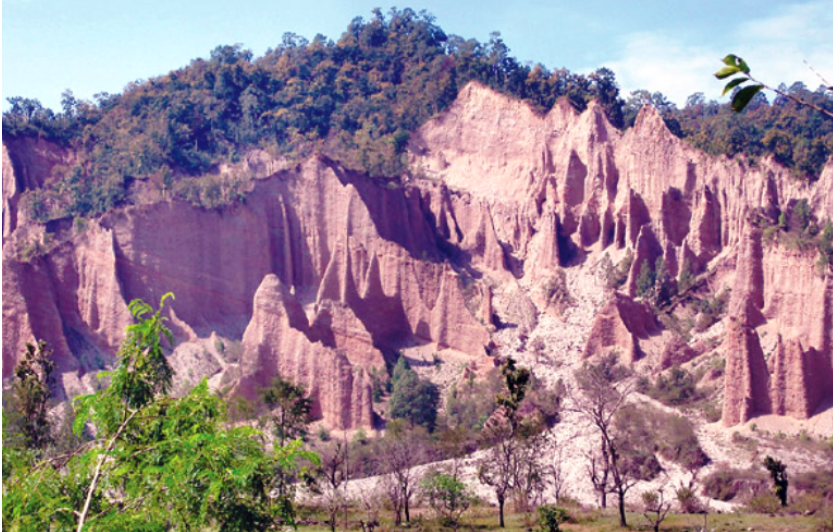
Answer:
xmin=3 ymin=81 xmax=832 ymax=431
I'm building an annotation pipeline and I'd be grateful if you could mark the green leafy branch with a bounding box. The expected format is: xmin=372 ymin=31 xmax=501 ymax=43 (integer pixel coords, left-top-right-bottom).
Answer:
xmin=716 ymin=54 xmax=833 ymax=119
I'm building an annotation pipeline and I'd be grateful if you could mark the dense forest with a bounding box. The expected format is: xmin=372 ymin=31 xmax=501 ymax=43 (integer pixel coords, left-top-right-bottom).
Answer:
xmin=3 ymin=8 xmax=833 ymax=222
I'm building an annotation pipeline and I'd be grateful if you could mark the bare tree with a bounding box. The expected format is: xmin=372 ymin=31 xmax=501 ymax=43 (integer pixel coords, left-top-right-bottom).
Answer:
xmin=550 ymin=446 xmax=568 ymax=505
xmin=355 ymin=482 xmax=384 ymax=532
xmin=378 ymin=420 xmax=426 ymax=524
xmin=642 ymin=486 xmax=673 ymax=532
xmin=317 ymin=439 xmax=351 ymax=532
xmin=477 ymin=418 xmax=520 ymax=529
xmin=585 ymin=438 xmax=611 ymax=509
xmin=381 ymin=471 xmax=406 ymax=525
xmin=572 ymin=355 xmax=639 ymax=527
xmin=513 ymin=430 xmax=550 ymax=521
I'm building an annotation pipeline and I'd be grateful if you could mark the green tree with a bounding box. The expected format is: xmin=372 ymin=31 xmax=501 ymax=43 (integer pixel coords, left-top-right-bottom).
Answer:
xmin=764 ymin=456 xmax=789 ymax=507
xmin=389 ymin=357 xmax=440 ymax=431
xmin=2 ymin=294 xmax=317 ymax=531
xmin=421 ymin=469 xmax=475 ymax=532
xmin=642 ymin=488 xmax=672 ymax=532
xmin=476 ymin=357 xmax=539 ymax=528
xmin=260 ymin=376 xmax=313 ymax=446
xmin=12 ymin=340 xmax=55 ymax=451
xmin=635 ymin=259 xmax=656 ymax=299
xmin=818 ymin=219 xmax=833 ymax=272
xmin=537 ymin=505 xmax=568 ymax=532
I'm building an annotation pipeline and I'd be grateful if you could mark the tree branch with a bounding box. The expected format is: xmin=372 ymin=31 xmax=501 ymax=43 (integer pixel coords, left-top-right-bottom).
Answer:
xmin=76 ymin=408 xmax=139 ymax=532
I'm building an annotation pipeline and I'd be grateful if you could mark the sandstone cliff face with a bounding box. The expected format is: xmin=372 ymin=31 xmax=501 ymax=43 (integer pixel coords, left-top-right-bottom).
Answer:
xmin=3 ymin=81 xmax=832 ymax=428
xmin=582 ymin=293 xmax=659 ymax=364
xmin=721 ymin=224 xmax=833 ymax=425
xmin=3 ymin=154 xmax=490 ymax=428
xmin=237 ymin=275 xmax=376 ymax=429
xmin=410 ymin=81 xmax=833 ymax=425
xmin=721 ymin=317 xmax=772 ymax=426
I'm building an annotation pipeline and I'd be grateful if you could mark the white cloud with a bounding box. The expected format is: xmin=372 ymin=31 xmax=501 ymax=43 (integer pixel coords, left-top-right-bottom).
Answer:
xmin=601 ymin=32 xmax=719 ymax=105
xmin=600 ymin=1 xmax=833 ymax=106
xmin=735 ymin=2 xmax=833 ymax=91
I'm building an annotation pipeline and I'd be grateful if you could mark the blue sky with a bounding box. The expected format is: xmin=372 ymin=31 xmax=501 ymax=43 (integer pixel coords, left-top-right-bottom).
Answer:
xmin=3 ymin=0 xmax=832 ymax=112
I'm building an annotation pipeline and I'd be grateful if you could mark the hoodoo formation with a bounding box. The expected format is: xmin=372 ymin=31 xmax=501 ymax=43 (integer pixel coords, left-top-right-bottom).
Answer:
xmin=3 ymin=81 xmax=832 ymax=429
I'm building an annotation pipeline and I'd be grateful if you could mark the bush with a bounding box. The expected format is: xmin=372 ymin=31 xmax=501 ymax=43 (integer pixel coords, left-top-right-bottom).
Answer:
xmin=615 ymin=404 xmax=708 ymax=471
xmin=421 ymin=470 xmax=475 ymax=531
xmin=676 ymin=486 xmax=701 ymax=513
xmin=696 ymin=289 xmax=730 ymax=331
xmin=817 ymin=506 xmax=833 ymax=532
xmin=537 ymin=505 xmax=569 ymax=532
xmin=702 ymin=467 xmax=766 ymax=502
xmin=603 ymin=251 xmax=633 ymax=290
xmin=644 ymin=366 xmax=702 ymax=406
xmin=747 ymin=493 xmax=782 ymax=514
xmin=541 ymin=270 xmax=573 ymax=311
xmin=794 ymin=469 xmax=833 ymax=501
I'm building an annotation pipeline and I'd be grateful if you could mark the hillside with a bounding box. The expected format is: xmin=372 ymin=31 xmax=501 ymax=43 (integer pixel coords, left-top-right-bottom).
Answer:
xmin=3 ymin=9 xmax=833 ymax=520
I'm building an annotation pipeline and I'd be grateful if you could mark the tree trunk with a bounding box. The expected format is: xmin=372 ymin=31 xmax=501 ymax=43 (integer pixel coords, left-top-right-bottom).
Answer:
xmin=600 ymin=490 xmax=607 ymax=509
xmin=498 ymin=495 xmax=505 ymax=528
xmin=617 ymin=490 xmax=627 ymax=527
xmin=405 ymin=496 xmax=410 ymax=523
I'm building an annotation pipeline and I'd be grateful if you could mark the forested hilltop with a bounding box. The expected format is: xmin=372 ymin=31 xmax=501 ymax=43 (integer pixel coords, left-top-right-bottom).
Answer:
xmin=4 ymin=7 xmax=833 ymax=222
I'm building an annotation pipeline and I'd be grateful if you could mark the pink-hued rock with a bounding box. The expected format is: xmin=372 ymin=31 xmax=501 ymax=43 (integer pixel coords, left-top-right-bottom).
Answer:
xmin=721 ymin=317 xmax=772 ymax=426
xmin=769 ymin=336 xmax=824 ymax=419
xmin=236 ymin=274 xmax=375 ymax=429
xmin=583 ymin=293 xmax=660 ymax=364
xmin=4 ymin=81 xmax=833 ymax=428
xmin=3 ymin=155 xmax=490 ymax=427
xmin=659 ymin=336 xmax=698 ymax=371
xmin=2 ymin=138 xmax=74 ymax=239
xmin=721 ymin=224 xmax=833 ymax=425
xmin=2 ymin=224 xmax=130 ymax=393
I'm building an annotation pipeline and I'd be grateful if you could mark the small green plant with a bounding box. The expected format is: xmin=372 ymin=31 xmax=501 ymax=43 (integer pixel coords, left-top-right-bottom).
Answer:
xmin=421 ymin=470 xmax=475 ymax=532
xmin=603 ymin=251 xmax=633 ymax=290
xmin=537 ymin=504 xmax=568 ymax=532
xmin=352 ymin=427 xmax=368 ymax=446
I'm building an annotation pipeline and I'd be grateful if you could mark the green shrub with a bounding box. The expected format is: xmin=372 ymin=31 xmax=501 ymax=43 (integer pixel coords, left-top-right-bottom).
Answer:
xmin=703 ymin=469 xmax=740 ymax=501
xmin=696 ymin=288 xmax=730 ymax=331
xmin=537 ymin=505 xmax=569 ymax=532
xmin=676 ymin=486 xmax=701 ymax=513
xmin=603 ymin=251 xmax=633 ymax=290
xmin=747 ymin=493 xmax=782 ymax=514
xmin=615 ymin=404 xmax=708 ymax=471
xmin=644 ymin=366 xmax=701 ymax=406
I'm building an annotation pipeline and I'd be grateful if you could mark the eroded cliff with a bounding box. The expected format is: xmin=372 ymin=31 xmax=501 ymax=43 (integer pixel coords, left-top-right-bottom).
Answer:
xmin=3 ymin=81 xmax=832 ymax=428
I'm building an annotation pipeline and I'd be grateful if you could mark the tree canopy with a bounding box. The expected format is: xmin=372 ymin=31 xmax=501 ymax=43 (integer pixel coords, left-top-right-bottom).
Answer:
xmin=4 ymin=8 xmax=831 ymax=225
